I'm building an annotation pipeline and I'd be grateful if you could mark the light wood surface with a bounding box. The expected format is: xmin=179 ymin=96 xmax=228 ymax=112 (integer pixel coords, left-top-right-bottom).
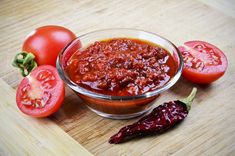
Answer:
xmin=1 ymin=0 xmax=235 ymax=156
xmin=0 ymin=79 xmax=92 ymax=156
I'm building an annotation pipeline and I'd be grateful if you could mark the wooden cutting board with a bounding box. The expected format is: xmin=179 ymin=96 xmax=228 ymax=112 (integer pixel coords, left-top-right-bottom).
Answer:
xmin=0 ymin=79 xmax=92 ymax=156
xmin=1 ymin=0 xmax=235 ymax=155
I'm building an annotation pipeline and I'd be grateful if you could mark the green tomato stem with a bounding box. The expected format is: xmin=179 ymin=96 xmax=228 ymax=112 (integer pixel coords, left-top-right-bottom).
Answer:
xmin=12 ymin=52 xmax=37 ymax=77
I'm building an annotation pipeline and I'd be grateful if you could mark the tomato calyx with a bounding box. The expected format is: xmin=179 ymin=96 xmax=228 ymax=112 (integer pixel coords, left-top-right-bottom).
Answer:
xmin=12 ymin=52 xmax=37 ymax=76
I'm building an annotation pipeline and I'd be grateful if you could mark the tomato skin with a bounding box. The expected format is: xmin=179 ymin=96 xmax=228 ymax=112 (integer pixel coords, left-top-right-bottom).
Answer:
xmin=22 ymin=25 xmax=76 ymax=66
xmin=178 ymin=41 xmax=228 ymax=84
xmin=182 ymin=66 xmax=225 ymax=84
xmin=16 ymin=65 xmax=65 ymax=117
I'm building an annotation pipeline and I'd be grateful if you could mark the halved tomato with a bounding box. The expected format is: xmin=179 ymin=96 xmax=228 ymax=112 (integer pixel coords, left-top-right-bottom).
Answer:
xmin=16 ymin=65 xmax=65 ymax=117
xmin=178 ymin=41 xmax=228 ymax=84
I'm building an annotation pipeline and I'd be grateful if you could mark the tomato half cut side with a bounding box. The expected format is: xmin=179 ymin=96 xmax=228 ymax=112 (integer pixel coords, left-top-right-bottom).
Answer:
xmin=16 ymin=65 xmax=65 ymax=117
xmin=178 ymin=40 xmax=228 ymax=84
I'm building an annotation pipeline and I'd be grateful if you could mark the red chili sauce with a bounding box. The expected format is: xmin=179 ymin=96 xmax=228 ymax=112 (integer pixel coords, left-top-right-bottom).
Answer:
xmin=66 ymin=38 xmax=176 ymax=96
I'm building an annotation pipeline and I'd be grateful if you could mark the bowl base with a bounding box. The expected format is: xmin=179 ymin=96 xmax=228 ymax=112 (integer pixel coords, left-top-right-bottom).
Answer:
xmin=86 ymin=106 xmax=152 ymax=120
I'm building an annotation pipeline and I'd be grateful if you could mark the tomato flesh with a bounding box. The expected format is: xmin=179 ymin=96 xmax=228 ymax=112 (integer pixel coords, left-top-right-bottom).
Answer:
xmin=16 ymin=65 xmax=65 ymax=117
xmin=178 ymin=41 xmax=227 ymax=84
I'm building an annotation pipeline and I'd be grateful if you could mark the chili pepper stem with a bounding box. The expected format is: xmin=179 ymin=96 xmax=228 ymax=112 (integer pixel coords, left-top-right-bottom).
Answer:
xmin=180 ymin=87 xmax=197 ymax=111
xmin=12 ymin=52 xmax=37 ymax=76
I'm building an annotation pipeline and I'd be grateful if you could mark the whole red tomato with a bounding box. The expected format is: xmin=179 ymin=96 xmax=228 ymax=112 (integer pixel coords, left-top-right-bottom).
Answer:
xmin=23 ymin=25 xmax=76 ymax=66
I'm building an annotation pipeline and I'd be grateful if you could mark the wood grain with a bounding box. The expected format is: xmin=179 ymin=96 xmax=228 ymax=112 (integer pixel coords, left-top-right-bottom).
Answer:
xmin=0 ymin=79 xmax=92 ymax=156
xmin=199 ymin=0 xmax=235 ymax=19
xmin=0 ymin=0 xmax=235 ymax=155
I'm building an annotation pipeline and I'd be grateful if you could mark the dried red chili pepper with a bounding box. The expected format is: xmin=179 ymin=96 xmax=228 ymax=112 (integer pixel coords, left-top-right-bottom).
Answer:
xmin=109 ymin=88 xmax=197 ymax=144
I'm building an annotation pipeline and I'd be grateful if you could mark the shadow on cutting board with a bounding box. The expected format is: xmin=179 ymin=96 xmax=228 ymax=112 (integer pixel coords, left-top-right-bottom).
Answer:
xmin=169 ymin=77 xmax=213 ymax=98
xmin=51 ymin=86 xmax=89 ymax=120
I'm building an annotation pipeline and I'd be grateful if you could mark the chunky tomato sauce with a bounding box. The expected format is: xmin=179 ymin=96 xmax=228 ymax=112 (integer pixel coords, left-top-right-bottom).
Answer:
xmin=66 ymin=38 xmax=176 ymax=96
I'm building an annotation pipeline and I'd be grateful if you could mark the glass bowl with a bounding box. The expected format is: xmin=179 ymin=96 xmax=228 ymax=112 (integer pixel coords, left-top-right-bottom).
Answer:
xmin=56 ymin=28 xmax=183 ymax=119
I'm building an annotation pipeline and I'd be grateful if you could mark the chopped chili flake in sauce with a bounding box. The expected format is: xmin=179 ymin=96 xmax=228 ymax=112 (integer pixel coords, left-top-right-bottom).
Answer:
xmin=66 ymin=38 xmax=176 ymax=96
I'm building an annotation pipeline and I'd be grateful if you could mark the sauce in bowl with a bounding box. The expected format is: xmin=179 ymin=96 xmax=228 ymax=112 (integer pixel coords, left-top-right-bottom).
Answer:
xmin=66 ymin=38 xmax=176 ymax=96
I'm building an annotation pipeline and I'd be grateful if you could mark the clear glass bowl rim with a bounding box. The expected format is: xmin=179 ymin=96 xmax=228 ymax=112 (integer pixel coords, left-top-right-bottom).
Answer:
xmin=56 ymin=28 xmax=183 ymax=101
